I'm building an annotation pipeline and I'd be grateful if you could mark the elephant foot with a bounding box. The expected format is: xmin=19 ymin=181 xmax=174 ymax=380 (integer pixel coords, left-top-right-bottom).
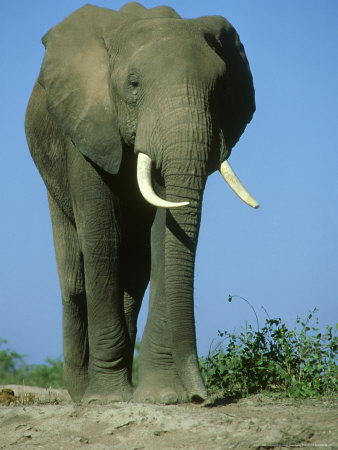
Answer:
xmin=82 ymin=386 xmax=133 ymax=404
xmin=82 ymin=369 xmax=133 ymax=404
xmin=133 ymin=368 xmax=189 ymax=404
xmin=63 ymin=363 xmax=89 ymax=402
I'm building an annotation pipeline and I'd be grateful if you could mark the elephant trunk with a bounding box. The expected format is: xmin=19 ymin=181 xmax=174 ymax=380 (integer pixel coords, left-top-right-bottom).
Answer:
xmin=163 ymin=157 xmax=208 ymax=402
xmin=136 ymin=93 xmax=213 ymax=401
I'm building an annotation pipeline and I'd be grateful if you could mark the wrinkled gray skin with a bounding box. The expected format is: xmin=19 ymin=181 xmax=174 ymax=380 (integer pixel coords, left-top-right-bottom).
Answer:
xmin=25 ymin=2 xmax=255 ymax=404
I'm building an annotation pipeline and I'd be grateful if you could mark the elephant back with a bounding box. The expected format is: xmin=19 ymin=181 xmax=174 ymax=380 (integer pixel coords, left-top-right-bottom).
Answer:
xmin=118 ymin=2 xmax=181 ymax=19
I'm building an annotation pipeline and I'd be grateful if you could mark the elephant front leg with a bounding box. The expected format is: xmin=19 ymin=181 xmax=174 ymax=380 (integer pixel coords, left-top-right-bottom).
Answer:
xmin=79 ymin=240 xmax=134 ymax=404
xmin=133 ymin=208 xmax=189 ymax=404
xmin=71 ymin=191 xmax=134 ymax=403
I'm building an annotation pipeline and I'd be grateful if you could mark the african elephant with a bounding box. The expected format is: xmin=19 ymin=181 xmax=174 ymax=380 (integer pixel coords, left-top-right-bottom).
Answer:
xmin=25 ymin=2 xmax=258 ymax=404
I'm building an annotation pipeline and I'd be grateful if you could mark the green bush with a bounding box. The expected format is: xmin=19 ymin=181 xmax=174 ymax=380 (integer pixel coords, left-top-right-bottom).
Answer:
xmin=0 ymin=338 xmax=28 ymax=385
xmin=200 ymin=302 xmax=337 ymax=399
xmin=0 ymin=337 xmax=140 ymax=389
xmin=132 ymin=338 xmax=141 ymax=387
xmin=0 ymin=339 xmax=64 ymax=389
xmin=23 ymin=357 xmax=64 ymax=389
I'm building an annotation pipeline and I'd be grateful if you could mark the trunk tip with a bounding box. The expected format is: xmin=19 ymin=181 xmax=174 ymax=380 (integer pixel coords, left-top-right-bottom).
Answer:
xmin=189 ymin=390 xmax=207 ymax=404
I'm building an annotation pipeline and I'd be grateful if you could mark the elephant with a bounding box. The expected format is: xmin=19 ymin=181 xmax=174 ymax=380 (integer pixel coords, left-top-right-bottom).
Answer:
xmin=25 ymin=2 xmax=258 ymax=404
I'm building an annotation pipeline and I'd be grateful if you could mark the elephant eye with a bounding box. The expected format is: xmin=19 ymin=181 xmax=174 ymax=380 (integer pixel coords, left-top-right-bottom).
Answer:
xmin=126 ymin=74 xmax=140 ymax=103
xmin=128 ymin=74 xmax=140 ymax=89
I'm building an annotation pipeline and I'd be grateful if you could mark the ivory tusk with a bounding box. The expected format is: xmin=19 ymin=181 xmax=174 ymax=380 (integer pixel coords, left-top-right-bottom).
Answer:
xmin=220 ymin=160 xmax=259 ymax=209
xmin=137 ymin=153 xmax=190 ymax=208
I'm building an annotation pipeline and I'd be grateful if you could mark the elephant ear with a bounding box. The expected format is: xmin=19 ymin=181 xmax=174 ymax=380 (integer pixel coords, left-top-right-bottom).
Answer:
xmin=195 ymin=16 xmax=255 ymax=152
xmin=39 ymin=5 xmax=124 ymax=174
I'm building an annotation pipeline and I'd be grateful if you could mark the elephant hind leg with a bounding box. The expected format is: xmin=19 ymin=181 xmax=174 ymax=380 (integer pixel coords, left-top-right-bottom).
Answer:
xmin=48 ymin=193 xmax=88 ymax=401
xmin=121 ymin=241 xmax=151 ymax=385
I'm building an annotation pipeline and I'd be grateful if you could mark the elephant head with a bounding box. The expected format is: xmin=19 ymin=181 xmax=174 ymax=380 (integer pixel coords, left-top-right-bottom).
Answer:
xmin=37 ymin=2 xmax=257 ymax=402
xmin=39 ymin=3 xmax=257 ymax=205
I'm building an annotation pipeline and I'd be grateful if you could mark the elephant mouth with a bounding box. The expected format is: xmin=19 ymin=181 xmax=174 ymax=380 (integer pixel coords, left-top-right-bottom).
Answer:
xmin=136 ymin=153 xmax=190 ymax=208
xmin=136 ymin=152 xmax=259 ymax=209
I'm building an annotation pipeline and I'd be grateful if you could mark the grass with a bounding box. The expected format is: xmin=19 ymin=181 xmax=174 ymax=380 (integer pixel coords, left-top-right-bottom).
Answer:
xmin=1 ymin=301 xmax=337 ymax=399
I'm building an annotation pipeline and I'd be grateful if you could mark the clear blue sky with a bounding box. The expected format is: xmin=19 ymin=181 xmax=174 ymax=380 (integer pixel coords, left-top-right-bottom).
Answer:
xmin=1 ymin=1 xmax=337 ymax=364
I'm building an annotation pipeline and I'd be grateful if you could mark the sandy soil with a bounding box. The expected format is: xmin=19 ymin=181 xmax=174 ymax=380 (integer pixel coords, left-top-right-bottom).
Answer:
xmin=0 ymin=385 xmax=337 ymax=449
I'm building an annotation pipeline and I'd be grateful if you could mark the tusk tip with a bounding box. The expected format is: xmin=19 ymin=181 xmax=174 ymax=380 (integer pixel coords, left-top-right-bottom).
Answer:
xmin=251 ymin=202 xmax=259 ymax=209
xmin=167 ymin=201 xmax=190 ymax=208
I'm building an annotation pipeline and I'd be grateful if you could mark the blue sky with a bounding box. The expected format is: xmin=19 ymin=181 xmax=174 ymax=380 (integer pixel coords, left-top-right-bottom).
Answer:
xmin=1 ymin=1 xmax=337 ymax=364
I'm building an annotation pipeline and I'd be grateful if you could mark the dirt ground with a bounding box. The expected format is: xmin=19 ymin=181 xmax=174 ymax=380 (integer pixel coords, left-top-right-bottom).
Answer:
xmin=0 ymin=385 xmax=337 ymax=449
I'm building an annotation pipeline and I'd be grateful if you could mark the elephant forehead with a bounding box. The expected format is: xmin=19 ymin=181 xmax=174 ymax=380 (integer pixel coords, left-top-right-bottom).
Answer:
xmin=123 ymin=20 xmax=226 ymax=81
xmin=127 ymin=18 xmax=206 ymax=49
